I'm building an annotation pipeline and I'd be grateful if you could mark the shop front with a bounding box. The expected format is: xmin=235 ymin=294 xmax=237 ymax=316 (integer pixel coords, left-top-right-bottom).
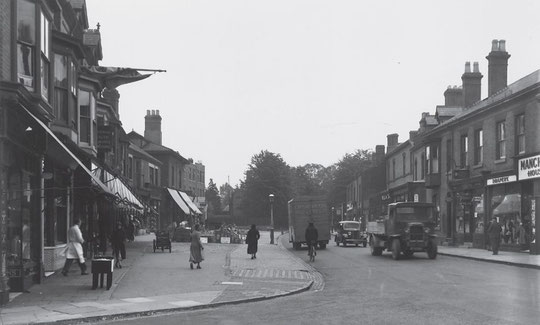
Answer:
xmin=485 ymin=173 xmax=535 ymax=253
xmin=448 ymin=175 xmax=484 ymax=246
xmin=516 ymin=154 xmax=540 ymax=255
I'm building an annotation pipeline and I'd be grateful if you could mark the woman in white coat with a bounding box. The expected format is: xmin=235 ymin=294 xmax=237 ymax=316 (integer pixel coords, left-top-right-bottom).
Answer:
xmin=62 ymin=219 xmax=88 ymax=276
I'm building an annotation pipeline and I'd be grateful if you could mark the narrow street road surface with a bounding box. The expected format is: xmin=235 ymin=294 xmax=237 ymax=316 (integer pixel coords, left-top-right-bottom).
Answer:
xmin=105 ymin=235 xmax=540 ymax=325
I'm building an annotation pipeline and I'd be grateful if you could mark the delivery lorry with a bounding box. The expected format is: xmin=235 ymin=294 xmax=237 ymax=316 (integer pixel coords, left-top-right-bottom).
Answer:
xmin=288 ymin=196 xmax=330 ymax=250
xmin=367 ymin=202 xmax=438 ymax=260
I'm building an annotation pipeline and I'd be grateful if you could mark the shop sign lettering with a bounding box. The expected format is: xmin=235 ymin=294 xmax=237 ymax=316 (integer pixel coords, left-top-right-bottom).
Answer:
xmin=518 ymin=154 xmax=540 ymax=180
xmin=486 ymin=175 xmax=517 ymax=186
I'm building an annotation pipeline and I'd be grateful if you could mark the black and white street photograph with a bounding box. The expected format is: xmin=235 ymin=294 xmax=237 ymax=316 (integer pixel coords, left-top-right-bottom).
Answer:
xmin=1 ymin=1 xmax=540 ymax=324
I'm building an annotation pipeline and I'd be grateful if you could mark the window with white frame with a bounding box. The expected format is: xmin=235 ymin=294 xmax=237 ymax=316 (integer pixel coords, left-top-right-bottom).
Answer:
xmin=78 ymin=90 xmax=95 ymax=145
xmin=40 ymin=10 xmax=50 ymax=101
xmin=54 ymin=54 xmax=68 ymax=122
xmin=474 ymin=129 xmax=483 ymax=165
xmin=17 ymin=0 xmax=36 ymax=89
xmin=515 ymin=114 xmax=525 ymax=155
xmin=496 ymin=121 xmax=506 ymax=160
xmin=460 ymin=134 xmax=468 ymax=167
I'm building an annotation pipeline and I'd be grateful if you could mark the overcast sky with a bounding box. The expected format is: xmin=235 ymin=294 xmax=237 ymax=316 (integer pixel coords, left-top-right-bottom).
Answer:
xmin=86 ymin=0 xmax=540 ymax=188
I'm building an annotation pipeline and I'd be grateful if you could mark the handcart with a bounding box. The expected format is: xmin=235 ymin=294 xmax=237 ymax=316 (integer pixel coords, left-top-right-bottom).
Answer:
xmin=153 ymin=230 xmax=172 ymax=253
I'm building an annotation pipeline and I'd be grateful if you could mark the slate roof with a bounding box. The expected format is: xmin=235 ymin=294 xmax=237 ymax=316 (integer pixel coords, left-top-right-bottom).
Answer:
xmin=436 ymin=106 xmax=463 ymax=117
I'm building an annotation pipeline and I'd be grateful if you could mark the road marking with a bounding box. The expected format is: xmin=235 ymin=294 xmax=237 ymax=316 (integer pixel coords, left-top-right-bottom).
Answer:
xmin=169 ymin=300 xmax=202 ymax=307
xmin=121 ymin=297 xmax=154 ymax=303
xmin=221 ymin=281 xmax=243 ymax=285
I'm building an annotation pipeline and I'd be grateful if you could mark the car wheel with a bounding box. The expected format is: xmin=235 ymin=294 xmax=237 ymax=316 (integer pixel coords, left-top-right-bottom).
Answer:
xmin=403 ymin=250 xmax=414 ymax=258
xmin=355 ymin=243 xmax=359 ymax=247
xmin=391 ymin=239 xmax=401 ymax=260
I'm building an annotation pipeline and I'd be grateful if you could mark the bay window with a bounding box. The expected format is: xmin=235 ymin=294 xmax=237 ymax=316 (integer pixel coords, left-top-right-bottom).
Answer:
xmin=54 ymin=54 xmax=68 ymax=122
xmin=17 ymin=0 xmax=36 ymax=89
xmin=78 ymin=90 xmax=95 ymax=146
xmin=40 ymin=10 xmax=50 ymax=100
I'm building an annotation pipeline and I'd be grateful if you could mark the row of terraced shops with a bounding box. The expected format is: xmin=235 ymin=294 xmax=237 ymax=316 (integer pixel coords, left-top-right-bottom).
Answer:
xmin=0 ymin=0 xmax=152 ymax=305
xmin=346 ymin=40 xmax=540 ymax=255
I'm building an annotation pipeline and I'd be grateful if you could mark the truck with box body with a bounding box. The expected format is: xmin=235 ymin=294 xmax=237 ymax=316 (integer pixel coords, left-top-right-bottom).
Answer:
xmin=367 ymin=202 xmax=438 ymax=260
xmin=288 ymin=196 xmax=330 ymax=250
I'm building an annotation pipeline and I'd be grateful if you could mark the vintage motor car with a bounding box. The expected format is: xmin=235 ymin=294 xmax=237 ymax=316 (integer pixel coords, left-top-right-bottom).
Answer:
xmin=335 ymin=221 xmax=367 ymax=247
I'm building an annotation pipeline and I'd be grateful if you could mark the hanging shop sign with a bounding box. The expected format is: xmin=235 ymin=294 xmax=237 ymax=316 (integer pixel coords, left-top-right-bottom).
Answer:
xmin=97 ymin=126 xmax=113 ymax=151
xmin=486 ymin=175 xmax=517 ymax=186
xmin=518 ymin=154 xmax=540 ymax=180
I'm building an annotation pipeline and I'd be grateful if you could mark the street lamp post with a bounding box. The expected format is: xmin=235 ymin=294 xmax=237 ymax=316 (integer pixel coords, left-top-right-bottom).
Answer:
xmin=269 ymin=194 xmax=275 ymax=244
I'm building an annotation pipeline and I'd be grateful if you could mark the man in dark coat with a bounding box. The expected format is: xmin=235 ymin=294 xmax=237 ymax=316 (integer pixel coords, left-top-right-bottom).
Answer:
xmin=111 ymin=222 xmax=126 ymax=268
xmin=487 ymin=217 xmax=502 ymax=255
xmin=246 ymin=224 xmax=260 ymax=259
xmin=305 ymin=222 xmax=319 ymax=256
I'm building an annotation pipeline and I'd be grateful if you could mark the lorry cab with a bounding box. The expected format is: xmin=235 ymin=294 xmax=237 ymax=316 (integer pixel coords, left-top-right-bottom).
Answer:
xmin=335 ymin=221 xmax=367 ymax=247
xmin=368 ymin=202 xmax=438 ymax=260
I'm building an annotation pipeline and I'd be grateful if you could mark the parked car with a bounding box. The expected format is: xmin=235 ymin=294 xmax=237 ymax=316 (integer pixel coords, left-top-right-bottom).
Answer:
xmin=335 ymin=221 xmax=367 ymax=247
xmin=173 ymin=227 xmax=191 ymax=242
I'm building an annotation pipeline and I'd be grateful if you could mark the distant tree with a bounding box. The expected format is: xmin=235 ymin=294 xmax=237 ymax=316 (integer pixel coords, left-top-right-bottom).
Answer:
xmin=290 ymin=163 xmax=328 ymax=196
xmin=240 ymin=150 xmax=292 ymax=227
xmin=219 ymin=183 xmax=234 ymax=211
xmin=205 ymin=179 xmax=221 ymax=216
xmin=327 ymin=149 xmax=373 ymax=209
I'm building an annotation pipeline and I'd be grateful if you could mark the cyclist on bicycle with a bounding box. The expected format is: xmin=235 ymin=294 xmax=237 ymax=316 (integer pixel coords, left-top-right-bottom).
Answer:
xmin=305 ymin=222 xmax=319 ymax=257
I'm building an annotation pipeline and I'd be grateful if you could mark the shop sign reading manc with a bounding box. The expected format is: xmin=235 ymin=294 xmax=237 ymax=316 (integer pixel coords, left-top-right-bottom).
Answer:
xmin=518 ymin=154 xmax=540 ymax=180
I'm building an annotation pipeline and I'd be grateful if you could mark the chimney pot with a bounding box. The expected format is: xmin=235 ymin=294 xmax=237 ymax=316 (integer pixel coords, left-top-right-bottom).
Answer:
xmin=473 ymin=62 xmax=479 ymax=73
xmin=146 ymin=110 xmax=150 ymax=116
xmin=156 ymin=109 xmax=160 ymax=115
xmin=499 ymin=40 xmax=506 ymax=52
xmin=465 ymin=61 xmax=471 ymax=73
xmin=492 ymin=39 xmax=499 ymax=51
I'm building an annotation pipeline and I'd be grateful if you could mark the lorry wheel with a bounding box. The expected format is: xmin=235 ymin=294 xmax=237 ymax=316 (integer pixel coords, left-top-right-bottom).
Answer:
xmin=342 ymin=240 xmax=347 ymax=247
xmin=355 ymin=243 xmax=359 ymax=247
xmin=336 ymin=240 xmax=339 ymax=247
xmin=391 ymin=239 xmax=401 ymax=260
xmin=363 ymin=241 xmax=367 ymax=248
xmin=427 ymin=240 xmax=438 ymax=259
xmin=319 ymin=243 xmax=326 ymax=249
xmin=293 ymin=243 xmax=301 ymax=250
xmin=403 ymin=250 xmax=414 ymax=258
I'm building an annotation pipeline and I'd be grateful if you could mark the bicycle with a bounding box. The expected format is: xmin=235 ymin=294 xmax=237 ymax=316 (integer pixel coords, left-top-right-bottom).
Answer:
xmin=308 ymin=241 xmax=317 ymax=262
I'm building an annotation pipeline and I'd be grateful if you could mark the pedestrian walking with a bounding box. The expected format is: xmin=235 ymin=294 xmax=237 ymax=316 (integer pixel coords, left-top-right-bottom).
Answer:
xmin=127 ymin=217 xmax=135 ymax=242
xmin=487 ymin=217 xmax=502 ymax=255
xmin=111 ymin=222 xmax=126 ymax=268
xmin=189 ymin=224 xmax=204 ymax=269
xmin=61 ymin=219 xmax=88 ymax=276
xmin=246 ymin=224 xmax=260 ymax=259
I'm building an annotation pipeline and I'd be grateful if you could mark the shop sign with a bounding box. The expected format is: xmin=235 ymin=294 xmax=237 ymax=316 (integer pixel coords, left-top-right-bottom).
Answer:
xmin=486 ymin=175 xmax=516 ymax=186
xmin=98 ymin=126 xmax=113 ymax=151
xmin=518 ymin=154 xmax=540 ymax=180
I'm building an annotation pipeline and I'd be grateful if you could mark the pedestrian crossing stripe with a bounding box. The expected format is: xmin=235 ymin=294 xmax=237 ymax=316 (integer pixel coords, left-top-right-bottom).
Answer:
xmin=221 ymin=281 xmax=243 ymax=285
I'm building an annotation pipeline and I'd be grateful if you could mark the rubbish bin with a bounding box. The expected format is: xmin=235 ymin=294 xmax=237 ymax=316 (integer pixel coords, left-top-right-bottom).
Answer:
xmin=91 ymin=256 xmax=114 ymax=290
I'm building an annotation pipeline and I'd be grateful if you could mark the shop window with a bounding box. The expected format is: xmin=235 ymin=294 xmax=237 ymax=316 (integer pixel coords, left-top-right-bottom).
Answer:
xmin=474 ymin=129 xmax=483 ymax=165
xmin=473 ymin=194 xmax=485 ymax=234
xmin=515 ymin=114 xmax=525 ymax=155
xmin=496 ymin=121 xmax=506 ymax=160
xmin=17 ymin=0 xmax=36 ymax=89
xmin=460 ymin=134 xmax=468 ymax=167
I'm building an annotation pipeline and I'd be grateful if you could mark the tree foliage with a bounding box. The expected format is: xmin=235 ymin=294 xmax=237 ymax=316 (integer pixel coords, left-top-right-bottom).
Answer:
xmin=240 ymin=150 xmax=292 ymax=227
xmin=219 ymin=182 xmax=234 ymax=211
xmin=326 ymin=149 xmax=373 ymax=209
xmin=205 ymin=179 xmax=221 ymax=216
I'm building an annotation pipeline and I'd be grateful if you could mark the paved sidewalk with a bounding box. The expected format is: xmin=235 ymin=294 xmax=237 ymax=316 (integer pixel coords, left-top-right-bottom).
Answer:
xmin=0 ymin=233 xmax=315 ymax=325
xmin=438 ymin=245 xmax=540 ymax=269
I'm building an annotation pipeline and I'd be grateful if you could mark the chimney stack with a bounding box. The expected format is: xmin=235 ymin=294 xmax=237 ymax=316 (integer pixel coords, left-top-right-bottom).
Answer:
xmin=374 ymin=145 xmax=385 ymax=165
xmin=461 ymin=61 xmax=483 ymax=108
xmin=102 ymin=88 xmax=120 ymax=116
xmin=387 ymin=133 xmax=399 ymax=152
xmin=444 ymin=85 xmax=463 ymax=107
xmin=486 ymin=39 xmax=511 ymax=96
xmin=144 ymin=109 xmax=162 ymax=145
